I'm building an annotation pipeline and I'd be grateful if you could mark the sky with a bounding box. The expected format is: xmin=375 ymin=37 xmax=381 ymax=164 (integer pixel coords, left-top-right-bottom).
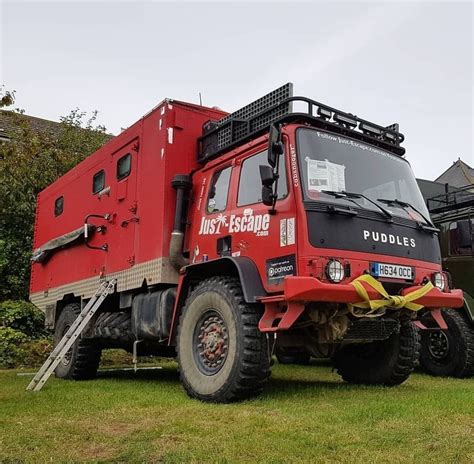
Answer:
xmin=1 ymin=0 xmax=473 ymax=181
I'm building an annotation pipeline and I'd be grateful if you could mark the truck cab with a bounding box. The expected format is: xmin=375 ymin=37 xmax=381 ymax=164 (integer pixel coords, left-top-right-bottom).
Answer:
xmin=189 ymin=123 xmax=445 ymax=298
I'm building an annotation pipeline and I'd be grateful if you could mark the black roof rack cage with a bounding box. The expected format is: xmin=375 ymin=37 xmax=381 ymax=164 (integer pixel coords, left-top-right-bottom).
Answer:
xmin=199 ymin=83 xmax=293 ymax=164
xmin=427 ymin=184 xmax=474 ymax=214
xmin=197 ymin=83 xmax=405 ymax=164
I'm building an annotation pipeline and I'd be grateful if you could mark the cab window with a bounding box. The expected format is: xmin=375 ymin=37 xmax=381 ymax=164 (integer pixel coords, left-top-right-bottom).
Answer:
xmin=237 ymin=150 xmax=287 ymax=206
xmin=207 ymin=166 xmax=232 ymax=213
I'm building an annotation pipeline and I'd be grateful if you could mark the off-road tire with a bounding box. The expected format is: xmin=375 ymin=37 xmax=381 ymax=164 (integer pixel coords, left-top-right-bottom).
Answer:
xmin=334 ymin=319 xmax=420 ymax=386
xmin=94 ymin=311 xmax=134 ymax=341
xmin=419 ymin=309 xmax=474 ymax=378
xmin=177 ymin=277 xmax=271 ymax=403
xmin=276 ymin=347 xmax=311 ymax=365
xmin=54 ymin=303 xmax=102 ymax=380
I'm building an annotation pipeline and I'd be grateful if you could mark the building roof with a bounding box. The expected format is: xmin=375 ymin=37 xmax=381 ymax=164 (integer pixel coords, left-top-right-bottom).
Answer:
xmin=435 ymin=158 xmax=474 ymax=188
xmin=0 ymin=110 xmax=67 ymax=141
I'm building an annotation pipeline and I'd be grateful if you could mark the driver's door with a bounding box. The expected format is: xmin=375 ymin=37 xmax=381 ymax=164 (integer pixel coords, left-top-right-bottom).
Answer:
xmin=228 ymin=148 xmax=297 ymax=292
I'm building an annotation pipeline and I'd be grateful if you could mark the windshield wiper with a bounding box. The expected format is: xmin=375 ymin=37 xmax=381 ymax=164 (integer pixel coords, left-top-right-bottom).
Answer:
xmin=322 ymin=190 xmax=393 ymax=222
xmin=377 ymin=198 xmax=439 ymax=233
xmin=326 ymin=204 xmax=358 ymax=217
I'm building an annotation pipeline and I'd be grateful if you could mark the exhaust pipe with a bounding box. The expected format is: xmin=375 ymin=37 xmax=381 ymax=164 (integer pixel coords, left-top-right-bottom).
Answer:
xmin=170 ymin=174 xmax=193 ymax=270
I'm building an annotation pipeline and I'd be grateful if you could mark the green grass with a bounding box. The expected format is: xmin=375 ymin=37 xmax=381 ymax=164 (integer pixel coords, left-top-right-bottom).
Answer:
xmin=1 ymin=360 xmax=473 ymax=463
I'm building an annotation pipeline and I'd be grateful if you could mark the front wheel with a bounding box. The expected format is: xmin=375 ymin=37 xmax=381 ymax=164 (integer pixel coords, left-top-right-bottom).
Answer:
xmin=334 ymin=318 xmax=420 ymax=386
xmin=419 ymin=309 xmax=474 ymax=378
xmin=177 ymin=277 xmax=271 ymax=403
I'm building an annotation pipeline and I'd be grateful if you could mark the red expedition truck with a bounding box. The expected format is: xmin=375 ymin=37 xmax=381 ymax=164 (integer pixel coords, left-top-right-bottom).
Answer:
xmin=30 ymin=84 xmax=463 ymax=402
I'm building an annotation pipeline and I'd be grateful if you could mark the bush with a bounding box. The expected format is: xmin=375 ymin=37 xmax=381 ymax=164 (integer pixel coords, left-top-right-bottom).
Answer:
xmin=0 ymin=327 xmax=28 ymax=367
xmin=0 ymin=299 xmax=51 ymax=368
xmin=0 ymin=300 xmax=47 ymax=337
xmin=19 ymin=338 xmax=53 ymax=367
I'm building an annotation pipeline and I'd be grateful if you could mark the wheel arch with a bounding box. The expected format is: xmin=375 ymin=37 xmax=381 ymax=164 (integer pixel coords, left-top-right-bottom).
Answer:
xmin=168 ymin=256 xmax=267 ymax=344
xmin=49 ymin=293 xmax=80 ymax=330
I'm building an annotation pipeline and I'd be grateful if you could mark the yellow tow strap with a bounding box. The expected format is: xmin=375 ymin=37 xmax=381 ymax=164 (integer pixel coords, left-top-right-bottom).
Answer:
xmin=348 ymin=274 xmax=434 ymax=318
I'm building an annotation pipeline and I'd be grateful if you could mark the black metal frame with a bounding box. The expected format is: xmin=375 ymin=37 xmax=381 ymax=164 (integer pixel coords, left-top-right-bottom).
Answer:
xmin=427 ymin=184 xmax=474 ymax=214
xmin=198 ymin=92 xmax=405 ymax=164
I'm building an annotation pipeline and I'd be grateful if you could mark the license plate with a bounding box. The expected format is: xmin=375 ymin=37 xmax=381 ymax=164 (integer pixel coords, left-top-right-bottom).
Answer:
xmin=371 ymin=262 xmax=414 ymax=280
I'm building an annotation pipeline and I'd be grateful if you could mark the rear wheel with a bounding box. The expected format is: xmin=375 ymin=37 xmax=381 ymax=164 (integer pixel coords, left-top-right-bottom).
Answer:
xmin=94 ymin=311 xmax=134 ymax=341
xmin=54 ymin=303 xmax=102 ymax=380
xmin=334 ymin=319 xmax=419 ymax=386
xmin=177 ymin=277 xmax=271 ymax=403
xmin=419 ymin=309 xmax=474 ymax=378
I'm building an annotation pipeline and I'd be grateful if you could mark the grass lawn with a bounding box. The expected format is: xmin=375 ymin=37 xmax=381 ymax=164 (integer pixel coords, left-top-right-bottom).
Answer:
xmin=1 ymin=360 xmax=473 ymax=463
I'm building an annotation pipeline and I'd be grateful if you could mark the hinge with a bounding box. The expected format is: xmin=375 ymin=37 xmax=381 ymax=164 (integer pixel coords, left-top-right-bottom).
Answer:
xmin=129 ymin=201 xmax=138 ymax=214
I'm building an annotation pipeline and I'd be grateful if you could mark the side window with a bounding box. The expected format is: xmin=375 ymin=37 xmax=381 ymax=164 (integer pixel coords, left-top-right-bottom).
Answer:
xmin=92 ymin=170 xmax=105 ymax=194
xmin=117 ymin=153 xmax=131 ymax=180
xmin=449 ymin=220 xmax=473 ymax=256
xmin=54 ymin=196 xmax=64 ymax=217
xmin=207 ymin=166 xmax=232 ymax=213
xmin=237 ymin=150 xmax=288 ymax=206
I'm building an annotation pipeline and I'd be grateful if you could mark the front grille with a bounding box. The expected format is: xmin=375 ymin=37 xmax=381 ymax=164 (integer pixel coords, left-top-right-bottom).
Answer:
xmin=343 ymin=318 xmax=399 ymax=342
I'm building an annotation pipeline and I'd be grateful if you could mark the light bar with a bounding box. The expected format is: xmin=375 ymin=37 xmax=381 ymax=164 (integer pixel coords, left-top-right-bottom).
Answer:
xmin=333 ymin=113 xmax=357 ymax=128
xmin=359 ymin=122 xmax=383 ymax=136
xmin=317 ymin=107 xmax=332 ymax=120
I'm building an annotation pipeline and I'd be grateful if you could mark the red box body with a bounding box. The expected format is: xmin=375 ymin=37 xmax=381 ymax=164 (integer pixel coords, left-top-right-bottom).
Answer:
xmin=30 ymin=100 xmax=226 ymax=321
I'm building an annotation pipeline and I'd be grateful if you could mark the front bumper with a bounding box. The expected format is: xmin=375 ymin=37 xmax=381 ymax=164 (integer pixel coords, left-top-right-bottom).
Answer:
xmin=281 ymin=276 xmax=464 ymax=308
xmin=258 ymin=277 xmax=463 ymax=332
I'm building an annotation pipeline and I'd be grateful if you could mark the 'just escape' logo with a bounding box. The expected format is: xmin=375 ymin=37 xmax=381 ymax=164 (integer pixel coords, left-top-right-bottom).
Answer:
xmin=198 ymin=208 xmax=270 ymax=236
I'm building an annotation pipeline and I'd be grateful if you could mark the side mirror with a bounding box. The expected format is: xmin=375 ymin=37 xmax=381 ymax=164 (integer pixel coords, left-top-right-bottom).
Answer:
xmin=268 ymin=124 xmax=283 ymax=168
xmin=457 ymin=220 xmax=472 ymax=248
xmin=261 ymin=185 xmax=274 ymax=206
xmin=259 ymin=165 xmax=275 ymax=187
xmin=260 ymin=165 xmax=277 ymax=207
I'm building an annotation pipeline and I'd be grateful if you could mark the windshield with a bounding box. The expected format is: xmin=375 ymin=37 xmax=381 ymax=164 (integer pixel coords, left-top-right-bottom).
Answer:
xmin=296 ymin=128 xmax=430 ymax=221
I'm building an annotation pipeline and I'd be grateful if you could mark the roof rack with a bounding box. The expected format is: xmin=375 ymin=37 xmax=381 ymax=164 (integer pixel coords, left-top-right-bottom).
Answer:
xmin=197 ymin=83 xmax=405 ymax=164
xmin=427 ymin=184 xmax=474 ymax=214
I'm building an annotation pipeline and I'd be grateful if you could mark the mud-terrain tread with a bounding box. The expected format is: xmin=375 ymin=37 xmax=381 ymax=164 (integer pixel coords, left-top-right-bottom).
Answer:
xmin=94 ymin=311 xmax=133 ymax=341
xmin=420 ymin=309 xmax=474 ymax=378
xmin=334 ymin=319 xmax=420 ymax=386
xmin=177 ymin=276 xmax=271 ymax=403
xmin=55 ymin=303 xmax=101 ymax=380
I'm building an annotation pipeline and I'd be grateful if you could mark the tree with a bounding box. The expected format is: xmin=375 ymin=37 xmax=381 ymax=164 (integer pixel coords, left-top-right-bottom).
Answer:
xmin=0 ymin=86 xmax=111 ymax=301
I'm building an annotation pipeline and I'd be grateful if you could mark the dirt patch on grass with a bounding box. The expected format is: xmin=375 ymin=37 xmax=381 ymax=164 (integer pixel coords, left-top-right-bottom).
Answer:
xmin=99 ymin=422 xmax=137 ymax=437
xmin=77 ymin=442 xmax=116 ymax=461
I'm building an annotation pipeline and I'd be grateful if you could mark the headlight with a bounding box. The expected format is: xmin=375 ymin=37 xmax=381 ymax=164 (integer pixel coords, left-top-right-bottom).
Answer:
xmin=432 ymin=272 xmax=447 ymax=291
xmin=326 ymin=259 xmax=345 ymax=283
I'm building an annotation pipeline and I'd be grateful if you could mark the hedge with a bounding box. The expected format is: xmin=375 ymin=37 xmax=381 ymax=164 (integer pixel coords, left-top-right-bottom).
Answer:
xmin=0 ymin=300 xmax=51 ymax=368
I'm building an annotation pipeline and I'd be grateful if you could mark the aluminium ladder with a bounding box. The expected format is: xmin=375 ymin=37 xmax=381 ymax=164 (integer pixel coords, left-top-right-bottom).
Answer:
xmin=26 ymin=279 xmax=116 ymax=392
